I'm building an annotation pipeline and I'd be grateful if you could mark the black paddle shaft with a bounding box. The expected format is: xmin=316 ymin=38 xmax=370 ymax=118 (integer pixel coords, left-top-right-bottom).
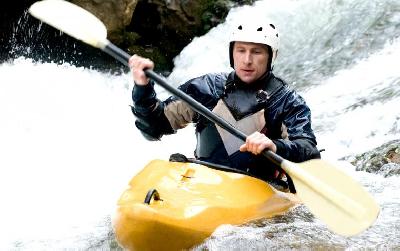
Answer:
xmin=103 ymin=42 xmax=285 ymax=167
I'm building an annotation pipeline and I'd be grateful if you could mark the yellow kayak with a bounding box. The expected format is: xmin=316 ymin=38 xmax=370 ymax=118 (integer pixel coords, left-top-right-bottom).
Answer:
xmin=113 ymin=159 xmax=298 ymax=251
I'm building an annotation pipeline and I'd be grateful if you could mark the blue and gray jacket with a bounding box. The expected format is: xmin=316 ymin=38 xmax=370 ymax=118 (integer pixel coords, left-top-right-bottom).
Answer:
xmin=132 ymin=71 xmax=320 ymax=181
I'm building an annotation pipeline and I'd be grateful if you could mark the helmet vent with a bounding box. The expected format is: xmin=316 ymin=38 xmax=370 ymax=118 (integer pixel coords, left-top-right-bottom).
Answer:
xmin=257 ymin=27 xmax=263 ymax=31
xmin=237 ymin=25 xmax=243 ymax=30
xmin=269 ymin=24 xmax=276 ymax=29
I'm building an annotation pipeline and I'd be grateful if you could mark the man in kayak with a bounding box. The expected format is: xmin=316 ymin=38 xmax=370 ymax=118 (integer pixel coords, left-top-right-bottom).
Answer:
xmin=129 ymin=20 xmax=320 ymax=190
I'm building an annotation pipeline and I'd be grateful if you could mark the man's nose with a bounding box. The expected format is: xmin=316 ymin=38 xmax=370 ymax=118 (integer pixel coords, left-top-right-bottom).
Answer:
xmin=244 ymin=52 xmax=252 ymax=64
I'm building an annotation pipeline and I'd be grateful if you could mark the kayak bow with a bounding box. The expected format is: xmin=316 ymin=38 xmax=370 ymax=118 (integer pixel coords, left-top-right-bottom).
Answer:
xmin=113 ymin=159 xmax=298 ymax=251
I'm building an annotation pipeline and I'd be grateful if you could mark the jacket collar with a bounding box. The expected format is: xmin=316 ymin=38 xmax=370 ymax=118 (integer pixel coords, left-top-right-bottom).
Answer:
xmin=225 ymin=70 xmax=273 ymax=93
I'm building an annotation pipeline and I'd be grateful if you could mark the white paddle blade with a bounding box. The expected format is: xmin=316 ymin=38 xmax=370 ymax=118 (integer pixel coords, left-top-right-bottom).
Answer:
xmin=29 ymin=0 xmax=108 ymax=49
xmin=282 ymin=159 xmax=380 ymax=236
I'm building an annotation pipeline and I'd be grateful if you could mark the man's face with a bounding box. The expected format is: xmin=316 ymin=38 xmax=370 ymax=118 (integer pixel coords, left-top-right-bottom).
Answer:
xmin=233 ymin=41 xmax=269 ymax=84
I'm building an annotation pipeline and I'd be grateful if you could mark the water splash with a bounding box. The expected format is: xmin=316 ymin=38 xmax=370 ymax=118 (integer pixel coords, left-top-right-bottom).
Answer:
xmin=0 ymin=58 xmax=142 ymax=249
xmin=305 ymin=38 xmax=400 ymax=159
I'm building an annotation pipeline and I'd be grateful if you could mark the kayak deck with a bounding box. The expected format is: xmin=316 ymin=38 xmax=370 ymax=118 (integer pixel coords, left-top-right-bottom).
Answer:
xmin=113 ymin=159 xmax=298 ymax=251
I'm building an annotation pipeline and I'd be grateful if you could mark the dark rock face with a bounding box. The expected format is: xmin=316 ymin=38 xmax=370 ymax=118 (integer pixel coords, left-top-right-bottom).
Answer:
xmin=1 ymin=0 xmax=255 ymax=72
xmin=122 ymin=0 xmax=235 ymax=72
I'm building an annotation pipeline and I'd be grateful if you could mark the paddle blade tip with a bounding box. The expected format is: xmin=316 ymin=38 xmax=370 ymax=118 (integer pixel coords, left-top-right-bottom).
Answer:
xmin=28 ymin=0 xmax=108 ymax=48
xmin=283 ymin=159 xmax=380 ymax=236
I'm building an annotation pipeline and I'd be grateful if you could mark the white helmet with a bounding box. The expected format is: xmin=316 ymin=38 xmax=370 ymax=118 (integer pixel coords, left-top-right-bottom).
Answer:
xmin=229 ymin=21 xmax=280 ymax=71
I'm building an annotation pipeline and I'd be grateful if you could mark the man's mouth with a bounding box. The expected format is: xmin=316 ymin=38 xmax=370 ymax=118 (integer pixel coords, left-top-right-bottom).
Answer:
xmin=242 ymin=69 xmax=254 ymax=74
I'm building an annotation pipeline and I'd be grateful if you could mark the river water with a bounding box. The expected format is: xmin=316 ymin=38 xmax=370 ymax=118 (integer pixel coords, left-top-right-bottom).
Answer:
xmin=1 ymin=0 xmax=399 ymax=250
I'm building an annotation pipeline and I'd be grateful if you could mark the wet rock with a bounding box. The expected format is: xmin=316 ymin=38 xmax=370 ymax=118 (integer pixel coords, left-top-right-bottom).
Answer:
xmin=386 ymin=147 xmax=400 ymax=163
xmin=344 ymin=139 xmax=400 ymax=177
xmin=70 ymin=0 xmax=138 ymax=42
xmin=380 ymin=163 xmax=400 ymax=177
xmin=71 ymin=0 xmax=138 ymax=33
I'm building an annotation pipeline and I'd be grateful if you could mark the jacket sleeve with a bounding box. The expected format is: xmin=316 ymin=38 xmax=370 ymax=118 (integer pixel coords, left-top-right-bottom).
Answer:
xmin=272 ymin=90 xmax=321 ymax=162
xmin=131 ymin=73 xmax=226 ymax=141
xmin=131 ymin=79 xmax=197 ymax=141
xmin=131 ymin=80 xmax=175 ymax=140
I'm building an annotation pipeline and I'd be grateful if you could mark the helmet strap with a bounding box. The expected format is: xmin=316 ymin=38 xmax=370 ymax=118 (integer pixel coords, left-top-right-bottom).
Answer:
xmin=229 ymin=42 xmax=235 ymax=68
xmin=267 ymin=46 xmax=273 ymax=72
